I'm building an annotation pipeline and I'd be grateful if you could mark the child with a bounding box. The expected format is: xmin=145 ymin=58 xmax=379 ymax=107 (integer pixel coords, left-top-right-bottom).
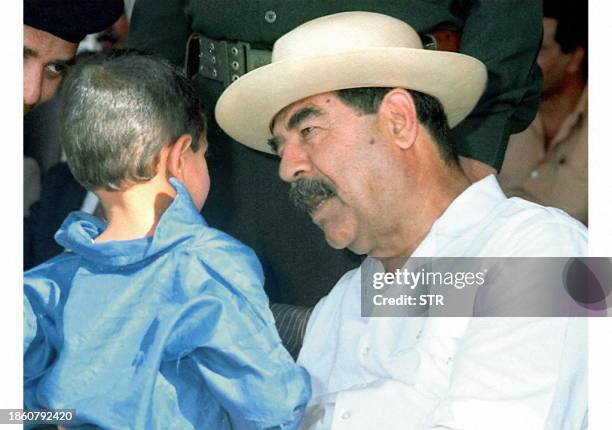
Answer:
xmin=23 ymin=51 xmax=311 ymax=429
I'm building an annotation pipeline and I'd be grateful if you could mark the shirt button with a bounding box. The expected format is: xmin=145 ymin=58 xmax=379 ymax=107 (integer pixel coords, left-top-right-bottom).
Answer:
xmin=341 ymin=411 xmax=351 ymax=420
xmin=264 ymin=10 xmax=277 ymax=23
xmin=530 ymin=169 xmax=540 ymax=179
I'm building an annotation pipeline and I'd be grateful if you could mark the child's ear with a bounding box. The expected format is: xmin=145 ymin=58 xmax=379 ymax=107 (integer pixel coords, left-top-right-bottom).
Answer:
xmin=166 ymin=134 xmax=193 ymax=180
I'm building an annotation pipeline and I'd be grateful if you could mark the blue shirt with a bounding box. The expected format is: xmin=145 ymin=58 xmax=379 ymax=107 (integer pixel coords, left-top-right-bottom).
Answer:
xmin=24 ymin=179 xmax=311 ymax=429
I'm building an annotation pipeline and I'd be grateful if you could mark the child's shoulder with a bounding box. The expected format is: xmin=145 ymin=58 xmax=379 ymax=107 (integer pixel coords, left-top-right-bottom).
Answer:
xmin=162 ymin=226 xmax=277 ymax=359
xmin=24 ymin=252 xmax=82 ymax=345
xmin=171 ymin=224 xmax=268 ymax=308
xmin=25 ymin=251 xmax=81 ymax=292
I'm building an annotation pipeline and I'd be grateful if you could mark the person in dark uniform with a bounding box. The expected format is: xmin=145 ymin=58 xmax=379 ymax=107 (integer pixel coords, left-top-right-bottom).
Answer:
xmin=128 ymin=1 xmax=542 ymax=306
xmin=23 ymin=0 xmax=126 ymax=269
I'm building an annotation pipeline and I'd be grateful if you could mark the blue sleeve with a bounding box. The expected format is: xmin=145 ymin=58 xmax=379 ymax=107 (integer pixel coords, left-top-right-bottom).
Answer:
xmin=165 ymin=288 xmax=311 ymax=429
xmin=163 ymin=243 xmax=311 ymax=429
xmin=24 ymin=294 xmax=37 ymax=354
xmin=23 ymin=271 xmax=63 ymax=408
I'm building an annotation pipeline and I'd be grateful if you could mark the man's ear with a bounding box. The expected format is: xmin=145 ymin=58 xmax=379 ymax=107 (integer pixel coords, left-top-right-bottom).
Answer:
xmin=166 ymin=134 xmax=193 ymax=181
xmin=567 ymin=46 xmax=585 ymax=75
xmin=378 ymin=88 xmax=419 ymax=149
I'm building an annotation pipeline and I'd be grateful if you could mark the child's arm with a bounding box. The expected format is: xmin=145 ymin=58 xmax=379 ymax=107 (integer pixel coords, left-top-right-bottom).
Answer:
xmin=165 ymin=233 xmax=312 ymax=428
xmin=165 ymin=287 xmax=311 ymax=430
xmin=23 ymin=272 xmax=62 ymax=409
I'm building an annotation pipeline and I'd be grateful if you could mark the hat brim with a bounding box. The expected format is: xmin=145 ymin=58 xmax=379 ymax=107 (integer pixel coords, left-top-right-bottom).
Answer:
xmin=215 ymin=48 xmax=487 ymax=155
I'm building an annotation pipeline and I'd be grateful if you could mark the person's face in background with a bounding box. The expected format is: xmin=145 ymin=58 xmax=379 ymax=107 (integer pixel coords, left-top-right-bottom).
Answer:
xmin=97 ymin=14 xmax=129 ymax=54
xmin=23 ymin=25 xmax=77 ymax=114
xmin=537 ymin=17 xmax=584 ymax=97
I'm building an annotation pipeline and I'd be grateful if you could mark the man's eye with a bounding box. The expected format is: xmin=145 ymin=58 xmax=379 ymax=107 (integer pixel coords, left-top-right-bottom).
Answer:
xmin=300 ymin=127 xmax=316 ymax=138
xmin=45 ymin=63 xmax=68 ymax=77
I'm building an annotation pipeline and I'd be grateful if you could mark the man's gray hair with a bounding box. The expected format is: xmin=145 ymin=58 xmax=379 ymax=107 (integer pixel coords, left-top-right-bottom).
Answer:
xmin=59 ymin=51 xmax=206 ymax=191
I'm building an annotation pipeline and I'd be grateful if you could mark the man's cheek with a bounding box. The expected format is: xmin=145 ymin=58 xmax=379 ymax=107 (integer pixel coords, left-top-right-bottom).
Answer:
xmin=41 ymin=78 xmax=63 ymax=104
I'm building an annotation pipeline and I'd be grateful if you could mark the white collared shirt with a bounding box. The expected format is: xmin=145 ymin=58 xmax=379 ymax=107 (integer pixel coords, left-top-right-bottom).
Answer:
xmin=298 ymin=176 xmax=588 ymax=429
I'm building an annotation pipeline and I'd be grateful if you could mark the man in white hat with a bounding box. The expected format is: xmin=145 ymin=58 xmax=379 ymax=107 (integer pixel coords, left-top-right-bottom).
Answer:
xmin=217 ymin=12 xmax=588 ymax=429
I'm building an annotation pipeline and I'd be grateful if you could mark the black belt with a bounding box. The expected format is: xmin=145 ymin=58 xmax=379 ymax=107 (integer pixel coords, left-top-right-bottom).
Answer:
xmin=185 ymin=33 xmax=272 ymax=88
xmin=184 ymin=30 xmax=460 ymax=87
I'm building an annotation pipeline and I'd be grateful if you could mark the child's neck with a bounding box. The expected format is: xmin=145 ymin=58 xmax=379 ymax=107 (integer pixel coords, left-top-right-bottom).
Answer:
xmin=94 ymin=180 xmax=176 ymax=243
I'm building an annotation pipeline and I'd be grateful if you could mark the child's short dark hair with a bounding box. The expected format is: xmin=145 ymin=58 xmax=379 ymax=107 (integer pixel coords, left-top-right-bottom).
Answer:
xmin=59 ymin=50 xmax=207 ymax=191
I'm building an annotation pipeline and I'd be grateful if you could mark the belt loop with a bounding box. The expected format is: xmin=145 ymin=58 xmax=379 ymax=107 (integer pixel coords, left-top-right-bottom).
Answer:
xmin=245 ymin=45 xmax=272 ymax=72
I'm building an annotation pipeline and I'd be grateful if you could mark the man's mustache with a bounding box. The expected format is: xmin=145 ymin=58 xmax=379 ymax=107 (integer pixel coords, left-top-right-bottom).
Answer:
xmin=289 ymin=179 xmax=336 ymax=214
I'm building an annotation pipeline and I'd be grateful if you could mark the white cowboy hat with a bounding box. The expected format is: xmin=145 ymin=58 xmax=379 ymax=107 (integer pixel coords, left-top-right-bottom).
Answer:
xmin=215 ymin=11 xmax=487 ymax=155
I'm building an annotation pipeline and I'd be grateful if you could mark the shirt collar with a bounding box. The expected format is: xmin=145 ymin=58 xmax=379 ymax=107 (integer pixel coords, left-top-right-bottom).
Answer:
xmin=55 ymin=178 xmax=206 ymax=267
xmin=412 ymin=175 xmax=506 ymax=256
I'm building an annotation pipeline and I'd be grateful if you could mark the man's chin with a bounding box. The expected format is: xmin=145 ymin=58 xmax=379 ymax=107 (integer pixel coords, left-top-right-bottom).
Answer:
xmin=324 ymin=235 xmax=348 ymax=251
xmin=321 ymin=227 xmax=367 ymax=255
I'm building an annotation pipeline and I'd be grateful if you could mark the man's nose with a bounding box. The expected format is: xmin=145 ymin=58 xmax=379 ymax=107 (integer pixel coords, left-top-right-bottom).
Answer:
xmin=23 ymin=63 xmax=43 ymax=109
xmin=279 ymin=142 xmax=312 ymax=183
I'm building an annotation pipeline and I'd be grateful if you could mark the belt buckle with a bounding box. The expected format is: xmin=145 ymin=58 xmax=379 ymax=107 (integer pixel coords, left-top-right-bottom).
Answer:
xmin=189 ymin=34 xmax=272 ymax=87
xmin=196 ymin=36 xmax=246 ymax=87
xmin=199 ymin=36 xmax=231 ymax=86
